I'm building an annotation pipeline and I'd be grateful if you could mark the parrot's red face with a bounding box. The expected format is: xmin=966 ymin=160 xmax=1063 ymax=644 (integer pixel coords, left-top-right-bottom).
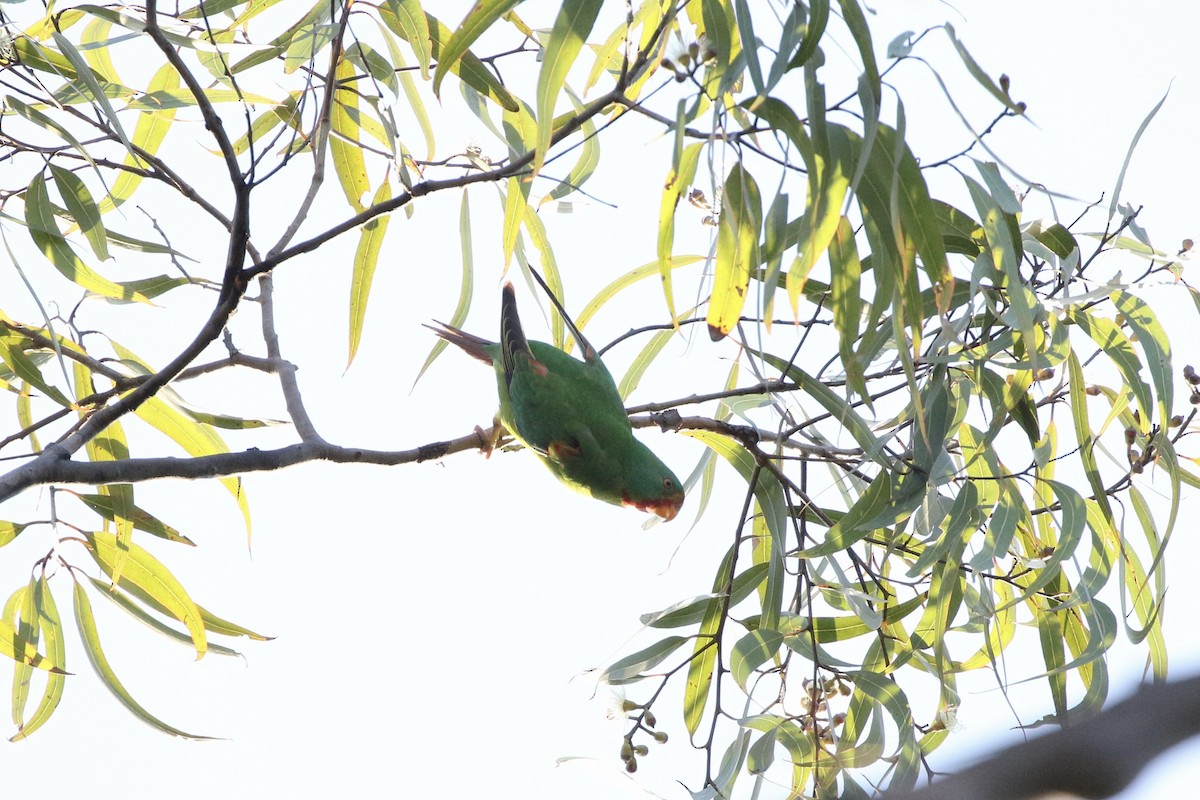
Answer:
xmin=624 ymin=487 xmax=686 ymax=521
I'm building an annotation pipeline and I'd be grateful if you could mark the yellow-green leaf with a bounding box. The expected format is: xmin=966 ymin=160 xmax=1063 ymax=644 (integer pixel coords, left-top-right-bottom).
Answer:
xmin=658 ymin=140 xmax=704 ymax=325
xmin=49 ymin=164 xmax=109 ymax=261
xmin=72 ymin=580 xmax=214 ymax=739
xmin=347 ymin=183 xmax=394 ymax=368
xmin=97 ymin=62 xmax=180 ymax=215
xmin=331 ymin=57 xmax=370 ymax=212
xmin=85 ymin=531 xmax=207 ymax=659
xmin=433 ymin=0 xmax=522 ymax=98
xmin=382 ymin=8 xmax=518 ymax=111
xmin=414 ymin=190 xmax=475 ymax=385
xmin=0 ymin=522 xmax=29 ymax=549
xmin=385 ymin=0 xmax=432 ymax=77
xmin=25 ymin=174 xmax=150 ymax=303
xmin=87 ymin=578 xmax=242 ymax=658
xmin=708 ymin=163 xmax=762 ymax=340
xmin=10 ymin=577 xmax=66 ymax=740
xmin=0 ymin=615 xmax=63 ymax=673
xmin=533 ymin=0 xmax=602 ymax=177
xmin=72 ymin=493 xmax=195 ymax=546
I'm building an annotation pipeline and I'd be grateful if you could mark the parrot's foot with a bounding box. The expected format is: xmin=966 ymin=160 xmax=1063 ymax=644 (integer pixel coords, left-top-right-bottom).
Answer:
xmin=475 ymin=421 xmax=507 ymax=459
xmin=474 ymin=425 xmax=493 ymax=458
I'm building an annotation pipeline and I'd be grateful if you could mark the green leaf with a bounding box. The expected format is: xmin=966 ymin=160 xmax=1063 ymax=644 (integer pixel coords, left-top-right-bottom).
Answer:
xmin=414 ymin=190 xmax=475 ymax=385
xmin=377 ymin=24 xmax=435 ymax=159
xmin=1108 ymin=88 xmax=1168 ymax=221
xmin=433 ymin=0 xmax=522 ymax=98
xmin=519 ymin=206 xmax=564 ymax=348
xmin=708 ymin=163 xmax=762 ymax=340
xmin=733 ymin=0 xmax=764 ymax=95
xmin=787 ymin=119 xmax=850 ymax=320
xmin=759 ymin=190 xmax=789 ymax=327
xmin=0 ymin=613 xmax=63 ymax=674
xmin=788 ymin=0 xmax=830 ymax=73
xmin=72 ymin=493 xmax=195 ymax=546
xmin=331 ymin=57 xmax=370 ymax=212
xmin=10 ymin=580 xmax=38 ymax=727
xmin=658 ymin=135 xmax=704 ymax=324
xmin=847 ymin=670 xmax=920 ymax=791
xmin=966 ymin=174 xmax=1038 ymax=368
xmin=108 ymin=346 xmax=252 ymax=538
xmin=1064 ymin=307 xmax=1153 ymax=433
xmin=4 ymin=96 xmax=102 ymax=175
xmin=641 ymin=563 xmax=769 ymax=628
xmin=383 ymin=9 xmax=518 ymax=111
xmin=86 ymin=578 xmax=242 ymax=658
xmin=533 ymin=0 xmax=602 ymax=177
xmin=123 ymin=87 xmax=279 ymax=110
xmin=195 ymin=607 xmax=273 ymax=641
xmin=730 ymin=629 xmax=783 ymax=691
xmin=72 ymin=580 xmax=215 ymax=739
xmin=943 ymin=24 xmax=1026 ymax=114
xmin=602 ymin=636 xmax=688 ymax=683
xmin=98 ymin=62 xmax=180 ymax=215
xmin=683 ymin=431 xmax=786 ymax=544
xmin=684 ymin=598 xmax=721 ymax=738
xmin=50 ymin=31 xmax=133 ymax=155
xmin=829 ymin=215 xmax=868 ymax=400
xmin=24 ymin=174 xmax=150 ymax=303
xmin=750 ymin=348 xmax=884 ymax=463
xmin=540 ymin=86 xmax=598 ymax=207
xmin=568 ymin=254 xmax=706 ymax=351
xmin=347 ymin=183 xmax=393 ymax=368
xmin=617 ymin=330 xmax=674 ymax=402
xmin=85 ymin=531 xmax=207 ymax=659
xmin=0 ymin=332 xmax=72 ymax=408
xmin=0 ymin=522 xmax=29 ymax=549
xmin=1111 ymin=291 xmax=1173 ymax=428
xmin=283 ymin=22 xmax=337 ymax=73
xmin=10 ymin=577 xmax=66 ymax=740
xmin=385 ymin=0 xmax=432 ymax=77
xmin=1031 ymin=221 xmax=1079 ymax=261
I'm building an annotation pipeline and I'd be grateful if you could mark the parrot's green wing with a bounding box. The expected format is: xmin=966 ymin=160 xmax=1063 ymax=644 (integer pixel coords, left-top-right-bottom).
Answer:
xmin=428 ymin=281 xmax=685 ymax=521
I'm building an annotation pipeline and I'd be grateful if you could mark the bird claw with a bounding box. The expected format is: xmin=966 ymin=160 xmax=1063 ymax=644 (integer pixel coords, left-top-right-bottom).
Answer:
xmin=475 ymin=420 xmax=507 ymax=459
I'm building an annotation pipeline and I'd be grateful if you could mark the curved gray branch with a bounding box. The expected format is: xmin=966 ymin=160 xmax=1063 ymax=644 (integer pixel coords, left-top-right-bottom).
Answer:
xmin=892 ymin=675 xmax=1200 ymax=800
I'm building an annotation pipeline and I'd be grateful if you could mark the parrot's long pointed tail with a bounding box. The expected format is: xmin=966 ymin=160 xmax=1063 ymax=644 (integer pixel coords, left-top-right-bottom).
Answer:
xmin=424 ymin=322 xmax=495 ymax=365
xmin=500 ymin=283 xmax=533 ymax=387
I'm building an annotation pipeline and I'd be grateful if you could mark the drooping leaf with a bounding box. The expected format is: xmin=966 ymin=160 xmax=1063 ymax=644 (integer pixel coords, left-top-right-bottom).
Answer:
xmin=24 ymin=174 xmax=150 ymax=303
xmin=532 ymin=0 xmax=602 ymax=177
xmin=72 ymin=580 xmax=214 ymax=739
xmin=708 ymin=163 xmax=762 ymax=340
xmin=347 ymin=183 xmax=394 ymax=367
xmin=10 ymin=577 xmax=66 ymax=740
xmin=84 ymin=531 xmax=207 ymax=660
xmin=331 ymin=56 xmax=371 ymax=212
xmin=433 ymin=1 xmax=522 ymax=98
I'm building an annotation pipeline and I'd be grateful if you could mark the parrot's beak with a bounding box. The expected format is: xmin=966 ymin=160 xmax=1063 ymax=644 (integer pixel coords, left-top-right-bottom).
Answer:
xmin=650 ymin=493 xmax=685 ymax=522
xmin=624 ymin=492 xmax=685 ymax=522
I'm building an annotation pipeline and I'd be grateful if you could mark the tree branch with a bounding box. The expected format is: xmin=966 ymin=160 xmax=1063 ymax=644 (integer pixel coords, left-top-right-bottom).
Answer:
xmin=891 ymin=675 xmax=1200 ymax=800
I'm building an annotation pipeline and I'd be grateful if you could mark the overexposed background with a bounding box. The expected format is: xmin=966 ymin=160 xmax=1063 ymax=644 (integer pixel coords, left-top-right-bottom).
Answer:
xmin=0 ymin=2 xmax=1197 ymax=797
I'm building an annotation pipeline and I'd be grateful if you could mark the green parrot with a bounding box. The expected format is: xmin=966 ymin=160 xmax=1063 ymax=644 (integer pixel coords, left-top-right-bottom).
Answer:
xmin=428 ymin=283 xmax=685 ymax=521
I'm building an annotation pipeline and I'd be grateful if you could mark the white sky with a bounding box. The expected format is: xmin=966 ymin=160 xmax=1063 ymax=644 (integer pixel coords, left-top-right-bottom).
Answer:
xmin=0 ymin=2 xmax=1198 ymax=798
